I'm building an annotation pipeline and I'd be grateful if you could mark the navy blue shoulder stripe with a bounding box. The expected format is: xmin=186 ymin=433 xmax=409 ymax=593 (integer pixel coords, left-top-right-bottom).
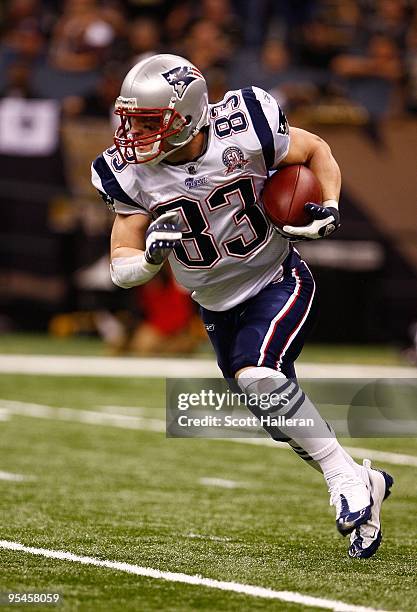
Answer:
xmin=93 ymin=154 xmax=146 ymax=211
xmin=241 ymin=87 xmax=275 ymax=170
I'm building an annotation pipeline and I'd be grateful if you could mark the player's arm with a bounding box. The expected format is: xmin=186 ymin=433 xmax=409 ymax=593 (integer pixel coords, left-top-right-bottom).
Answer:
xmin=278 ymin=127 xmax=341 ymax=240
xmin=281 ymin=127 xmax=341 ymax=202
xmin=110 ymin=211 xmax=182 ymax=288
xmin=111 ymin=212 xmax=148 ymax=259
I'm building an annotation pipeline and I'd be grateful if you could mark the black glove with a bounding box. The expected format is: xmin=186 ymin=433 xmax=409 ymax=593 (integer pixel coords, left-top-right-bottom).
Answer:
xmin=145 ymin=211 xmax=182 ymax=265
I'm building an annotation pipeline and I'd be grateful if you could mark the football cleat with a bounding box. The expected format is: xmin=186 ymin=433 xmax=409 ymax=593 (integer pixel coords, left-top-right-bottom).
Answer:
xmin=329 ymin=474 xmax=372 ymax=536
xmin=348 ymin=459 xmax=394 ymax=559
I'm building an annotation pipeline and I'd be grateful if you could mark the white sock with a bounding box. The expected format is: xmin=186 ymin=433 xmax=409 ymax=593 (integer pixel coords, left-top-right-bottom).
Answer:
xmin=340 ymin=447 xmax=363 ymax=477
xmin=237 ymin=366 xmax=358 ymax=485
xmin=322 ymin=419 xmax=363 ymax=479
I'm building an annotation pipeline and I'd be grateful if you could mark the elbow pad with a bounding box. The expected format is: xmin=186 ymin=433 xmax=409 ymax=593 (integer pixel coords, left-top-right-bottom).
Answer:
xmin=110 ymin=254 xmax=162 ymax=289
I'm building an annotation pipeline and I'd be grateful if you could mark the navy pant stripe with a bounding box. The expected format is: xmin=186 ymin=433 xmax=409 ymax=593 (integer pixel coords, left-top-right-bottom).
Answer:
xmin=257 ymin=267 xmax=302 ymax=366
xmin=276 ymin=262 xmax=316 ymax=370
xmin=256 ymin=261 xmax=315 ymax=374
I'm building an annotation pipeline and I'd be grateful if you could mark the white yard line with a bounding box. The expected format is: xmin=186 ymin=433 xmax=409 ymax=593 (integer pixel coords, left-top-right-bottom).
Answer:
xmin=199 ymin=477 xmax=246 ymax=489
xmin=1 ymin=399 xmax=417 ymax=468
xmin=0 ymin=355 xmax=219 ymax=378
xmin=97 ymin=405 xmax=149 ymax=416
xmin=0 ymin=408 xmax=10 ymax=421
xmin=0 ymin=354 xmax=415 ymax=378
xmin=0 ymin=471 xmax=34 ymax=482
xmin=329 ymin=445 xmax=417 ymax=467
xmin=186 ymin=533 xmax=233 ymax=542
xmin=0 ymin=540 xmax=387 ymax=612
xmin=0 ymin=400 xmax=165 ymax=432
xmin=231 ymin=437 xmax=417 ymax=467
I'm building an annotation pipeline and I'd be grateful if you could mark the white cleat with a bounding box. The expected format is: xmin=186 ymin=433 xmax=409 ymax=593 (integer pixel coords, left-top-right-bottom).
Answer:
xmin=348 ymin=459 xmax=394 ymax=559
xmin=329 ymin=473 xmax=372 ymax=536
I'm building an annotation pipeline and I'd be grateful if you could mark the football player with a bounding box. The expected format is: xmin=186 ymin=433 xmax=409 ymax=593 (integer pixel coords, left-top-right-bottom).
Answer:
xmin=91 ymin=54 xmax=392 ymax=558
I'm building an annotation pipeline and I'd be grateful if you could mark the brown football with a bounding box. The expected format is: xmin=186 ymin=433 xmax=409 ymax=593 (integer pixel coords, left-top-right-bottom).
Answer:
xmin=262 ymin=165 xmax=322 ymax=229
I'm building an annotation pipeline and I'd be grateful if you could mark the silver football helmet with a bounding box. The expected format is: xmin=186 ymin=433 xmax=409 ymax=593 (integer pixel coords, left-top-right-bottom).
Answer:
xmin=114 ymin=54 xmax=209 ymax=165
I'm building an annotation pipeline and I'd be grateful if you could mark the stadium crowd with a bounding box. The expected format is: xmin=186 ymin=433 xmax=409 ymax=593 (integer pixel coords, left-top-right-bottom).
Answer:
xmin=1 ymin=0 xmax=416 ymax=355
xmin=1 ymin=0 xmax=417 ymax=120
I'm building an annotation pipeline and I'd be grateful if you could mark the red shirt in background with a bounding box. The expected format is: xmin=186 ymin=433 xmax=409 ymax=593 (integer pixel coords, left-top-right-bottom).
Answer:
xmin=137 ymin=275 xmax=194 ymax=335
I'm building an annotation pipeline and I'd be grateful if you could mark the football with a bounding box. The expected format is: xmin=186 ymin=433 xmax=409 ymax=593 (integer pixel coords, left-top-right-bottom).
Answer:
xmin=262 ymin=164 xmax=322 ymax=229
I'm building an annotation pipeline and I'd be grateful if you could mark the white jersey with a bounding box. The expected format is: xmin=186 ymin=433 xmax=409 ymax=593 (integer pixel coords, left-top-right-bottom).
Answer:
xmin=92 ymin=86 xmax=291 ymax=311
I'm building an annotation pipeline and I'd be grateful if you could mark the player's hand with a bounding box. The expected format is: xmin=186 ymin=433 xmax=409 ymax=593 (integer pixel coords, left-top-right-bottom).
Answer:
xmin=145 ymin=211 xmax=182 ymax=265
xmin=280 ymin=203 xmax=340 ymax=241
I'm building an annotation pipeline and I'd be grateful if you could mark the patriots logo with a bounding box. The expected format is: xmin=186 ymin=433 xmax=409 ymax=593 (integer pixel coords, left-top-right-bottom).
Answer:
xmin=162 ymin=65 xmax=203 ymax=99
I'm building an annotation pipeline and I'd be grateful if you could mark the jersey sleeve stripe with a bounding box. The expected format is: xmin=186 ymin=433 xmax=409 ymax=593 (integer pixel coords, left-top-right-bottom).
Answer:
xmin=241 ymin=87 xmax=275 ymax=170
xmin=92 ymin=154 xmax=146 ymax=211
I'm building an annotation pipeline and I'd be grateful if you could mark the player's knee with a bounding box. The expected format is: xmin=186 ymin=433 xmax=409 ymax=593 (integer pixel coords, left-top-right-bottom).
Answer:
xmin=235 ymin=365 xmax=286 ymax=394
xmin=234 ymin=365 xmax=256 ymax=379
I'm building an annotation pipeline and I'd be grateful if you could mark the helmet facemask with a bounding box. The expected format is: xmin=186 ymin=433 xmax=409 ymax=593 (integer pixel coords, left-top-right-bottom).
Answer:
xmin=113 ymin=55 xmax=210 ymax=165
xmin=114 ymin=97 xmax=188 ymax=165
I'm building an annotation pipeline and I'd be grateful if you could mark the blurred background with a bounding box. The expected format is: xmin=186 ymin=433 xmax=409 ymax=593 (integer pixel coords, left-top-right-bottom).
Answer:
xmin=0 ymin=0 xmax=416 ymax=362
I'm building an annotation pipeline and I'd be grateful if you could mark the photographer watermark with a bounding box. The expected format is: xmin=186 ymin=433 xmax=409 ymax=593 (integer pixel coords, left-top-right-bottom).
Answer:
xmin=166 ymin=377 xmax=417 ymax=438
xmin=176 ymin=387 xmax=313 ymax=430
xmin=177 ymin=387 xmax=290 ymax=411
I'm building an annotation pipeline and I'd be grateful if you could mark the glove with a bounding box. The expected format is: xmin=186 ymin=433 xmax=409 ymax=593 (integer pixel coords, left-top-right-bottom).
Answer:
xmin=145 ymin=211 xmax=182 ymax=265
xmin=278 ymin=202 xmax=340 ymax=242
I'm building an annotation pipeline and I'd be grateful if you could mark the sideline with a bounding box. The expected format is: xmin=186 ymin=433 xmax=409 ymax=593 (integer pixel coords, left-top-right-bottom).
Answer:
xmin=0 ymin=354 xmax=415 ymax=378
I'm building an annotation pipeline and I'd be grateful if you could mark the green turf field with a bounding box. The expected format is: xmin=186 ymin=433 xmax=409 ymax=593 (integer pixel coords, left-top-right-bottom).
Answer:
xmin=0 ymin=374 xmax=416 ymax=611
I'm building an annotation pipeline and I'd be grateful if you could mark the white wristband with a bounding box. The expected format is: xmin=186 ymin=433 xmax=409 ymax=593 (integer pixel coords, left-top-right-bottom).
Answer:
xmin=323 ymin=199 xmax=339 ymax=210
xmin=110 ymin=254 xmax=162 ymax=289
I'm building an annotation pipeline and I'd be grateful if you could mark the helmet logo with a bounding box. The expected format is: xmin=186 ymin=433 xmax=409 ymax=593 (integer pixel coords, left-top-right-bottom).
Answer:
xmin=162 ymin=65 xmax=203 ymax=99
